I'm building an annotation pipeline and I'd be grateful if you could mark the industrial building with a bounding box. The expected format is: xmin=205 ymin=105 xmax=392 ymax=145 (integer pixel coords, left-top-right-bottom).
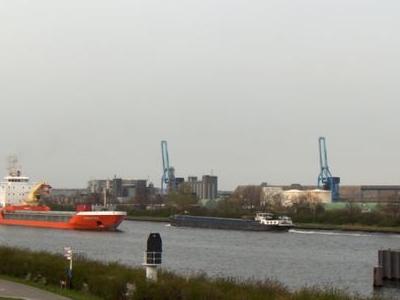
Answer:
xmin=187 ymin=175 xmax=218 ymax=200
xmin=261 ymin=185 xmax=331 ymax=207
xmin=87 ymin=177 xmax=148 ymax=203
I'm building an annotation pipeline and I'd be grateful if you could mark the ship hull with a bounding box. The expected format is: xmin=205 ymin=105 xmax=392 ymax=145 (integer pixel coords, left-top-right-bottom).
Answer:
xmin=170 ymin=215 xmax=293 ymax=231
xmin=0 ymin=208 xmax=126 ymax=231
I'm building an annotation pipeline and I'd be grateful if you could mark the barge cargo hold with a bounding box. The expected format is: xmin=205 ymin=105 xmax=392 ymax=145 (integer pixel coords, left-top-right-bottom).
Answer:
xmin=170 ymin=214 xmax=293 ymax=232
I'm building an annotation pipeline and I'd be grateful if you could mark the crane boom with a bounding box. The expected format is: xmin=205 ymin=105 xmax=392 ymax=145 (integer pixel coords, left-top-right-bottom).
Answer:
xmin=318 ymin=137 xmax=332 ymax=180
xmin=317 ymin=137 xmax=340 ymax=200
xmin=161 ymin=140 xmax=169 ymax=177
xmin=26 ymin=182 xmax=52 ymax=204
xmin=161 ymin=140 xmax=176 ymax=194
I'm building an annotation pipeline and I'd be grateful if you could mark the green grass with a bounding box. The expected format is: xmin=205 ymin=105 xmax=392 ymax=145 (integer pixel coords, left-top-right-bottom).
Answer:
xmin=0 ymin=247 xmax=390 ymax=300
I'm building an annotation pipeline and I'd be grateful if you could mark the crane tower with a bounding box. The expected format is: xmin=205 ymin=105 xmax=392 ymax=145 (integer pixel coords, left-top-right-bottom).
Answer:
xmin=161 ymin=140 xmax=176 ymax=194
xmin=317 ymin=137 xmax=340 ymax=201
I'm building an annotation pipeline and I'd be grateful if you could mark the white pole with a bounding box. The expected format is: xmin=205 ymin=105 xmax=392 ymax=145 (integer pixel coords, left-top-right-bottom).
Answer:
xmin=145 ymin=265 xmax=158 ymax=281
xmin=70 ymin=254 xmax=73 ymax=276
xmin=64 ymin=246 xmax=73 ymax=288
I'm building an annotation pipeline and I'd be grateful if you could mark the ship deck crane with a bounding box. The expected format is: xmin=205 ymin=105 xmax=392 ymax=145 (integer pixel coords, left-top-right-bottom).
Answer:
xmin=317 ymin=137 xmax=340 ymax=201
xmin=26 ymin=182 xmax=52 ymax=204
xmin=161 ymin=140 xmax=176 ymax=194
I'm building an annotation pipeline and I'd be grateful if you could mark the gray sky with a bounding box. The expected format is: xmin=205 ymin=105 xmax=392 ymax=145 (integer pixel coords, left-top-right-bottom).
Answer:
xmin=1 ymin=0 xmax=400 ymax=190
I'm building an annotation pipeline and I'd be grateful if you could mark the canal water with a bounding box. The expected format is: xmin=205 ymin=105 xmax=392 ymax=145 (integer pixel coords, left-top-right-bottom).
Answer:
xmin=0 ymin=220 xmax=399 ymax=299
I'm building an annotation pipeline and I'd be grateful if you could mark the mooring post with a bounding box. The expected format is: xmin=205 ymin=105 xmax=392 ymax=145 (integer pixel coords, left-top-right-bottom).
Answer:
xmin=373 ymin=266 xmax=382 ymax=287
xmin=374 ymin=248 xmax=400 ymax=287
xmin=143 ymin=233 xmax=162 ymax=282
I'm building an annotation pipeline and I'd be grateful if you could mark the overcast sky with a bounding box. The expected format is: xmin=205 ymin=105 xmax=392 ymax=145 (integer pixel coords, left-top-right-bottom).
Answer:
xmin=1 ymin=0 xmax=400 ymax=190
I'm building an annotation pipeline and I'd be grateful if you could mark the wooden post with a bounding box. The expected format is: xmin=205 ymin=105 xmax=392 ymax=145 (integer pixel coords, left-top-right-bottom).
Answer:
xmin=373 ymin=266 xmax=382 ymax=287
xmin=375 ymin=248 xmax=400 ymax=286
xmin=392 ymin=250 xmax=400 ymax=279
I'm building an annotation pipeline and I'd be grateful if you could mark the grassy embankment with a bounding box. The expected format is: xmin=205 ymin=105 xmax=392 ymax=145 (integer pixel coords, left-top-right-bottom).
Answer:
xmin=291 ymin=209 xmax=400 ymax=233
xmin=125 ymin=215 xmax=170 ymax=222
xmin=294 ymin=222 xmax=400 ymax=233
xmin=0 ymin=245 xmax=387 ymax=300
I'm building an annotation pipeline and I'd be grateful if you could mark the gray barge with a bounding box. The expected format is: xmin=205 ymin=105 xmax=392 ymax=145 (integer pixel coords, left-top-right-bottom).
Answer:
xmin=170 ymin=214 xmax=293 ymax=232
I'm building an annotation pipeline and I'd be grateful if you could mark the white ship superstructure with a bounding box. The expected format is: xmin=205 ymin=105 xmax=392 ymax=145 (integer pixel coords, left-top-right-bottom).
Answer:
xmin=0 ymin=156 xmax=33 ymax=207
xmin=0 ymin=174 xmax=31 ymax=207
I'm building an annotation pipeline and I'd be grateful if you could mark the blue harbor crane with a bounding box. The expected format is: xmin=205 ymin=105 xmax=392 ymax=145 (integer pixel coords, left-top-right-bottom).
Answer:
xmin=161 ymin=140 xmax=176 ymax=194
xmin=317 ymin=137 xmax=340 ymax=201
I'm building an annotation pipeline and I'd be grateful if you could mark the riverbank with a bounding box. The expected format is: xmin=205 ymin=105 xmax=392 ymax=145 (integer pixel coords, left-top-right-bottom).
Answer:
xmin=0 ymin=248 xmax=386 ymax=300
xmin=294 ymin=223 xmax=400 ymax=234
xmin=125 ymin=216 xmax=400 ymax=233
xmin=125 ymin=215 xmax=170 ymax=222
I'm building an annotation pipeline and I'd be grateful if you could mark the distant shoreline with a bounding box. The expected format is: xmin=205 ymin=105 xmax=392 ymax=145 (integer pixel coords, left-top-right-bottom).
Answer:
xmin=125 ymin=216 xmax=170 ymax=222
xmin=125 ymin=216 xmax=400 ymax=234
xmin=294 ymin=223 xmax=400 ymax=234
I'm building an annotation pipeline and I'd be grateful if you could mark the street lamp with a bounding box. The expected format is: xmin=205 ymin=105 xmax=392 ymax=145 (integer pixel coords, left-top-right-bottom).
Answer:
xmin=64 ymin=247 xmax=73 ymax=289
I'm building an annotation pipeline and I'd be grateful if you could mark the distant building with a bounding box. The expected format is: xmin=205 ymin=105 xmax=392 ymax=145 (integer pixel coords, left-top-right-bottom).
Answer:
xmin=283 ymin=189 xmax=332 ymax=206
xmin=48 ymin=188 xmax=86 ymax=205
xmin=87 ymin=177 xmax=148 ymax=203
xmin=187 ymin=175 xmax=218 ymax=200
xmin=261 ymin=184 xmax=331 ymax=207
xmin=260 ymin=185 xmax=284 ymax=206
xmin=360 ymin=185 xmax=400 ymax=202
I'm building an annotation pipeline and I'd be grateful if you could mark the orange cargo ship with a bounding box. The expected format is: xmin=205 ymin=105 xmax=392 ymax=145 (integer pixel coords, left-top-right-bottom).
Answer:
xmin=0 ymin=157 xmax=126 ymax=231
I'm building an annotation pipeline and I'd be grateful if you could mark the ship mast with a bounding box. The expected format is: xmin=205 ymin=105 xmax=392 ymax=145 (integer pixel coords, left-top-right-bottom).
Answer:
xmin=7 ymin=155 xmax=21 ymax=177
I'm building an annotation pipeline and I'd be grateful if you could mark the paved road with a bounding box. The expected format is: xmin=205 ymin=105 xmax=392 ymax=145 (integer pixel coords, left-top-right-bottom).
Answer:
xmin=0 ymin=279 xmax=71 ymax=300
